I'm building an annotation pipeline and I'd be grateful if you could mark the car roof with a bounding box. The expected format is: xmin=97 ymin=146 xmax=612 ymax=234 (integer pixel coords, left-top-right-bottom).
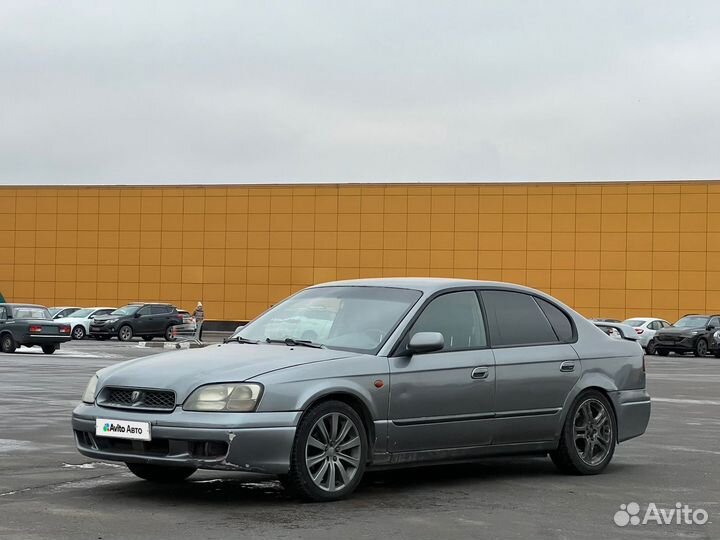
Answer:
xmin=50 ymin=306 xmax=80 ymax=309
xmin=0 ymin=303 xmax=47 ymax=308
xmin=309 ymin=277 xmax=548 ymax=295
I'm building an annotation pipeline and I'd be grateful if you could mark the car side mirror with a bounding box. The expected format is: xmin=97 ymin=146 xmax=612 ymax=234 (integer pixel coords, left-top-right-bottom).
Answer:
xmin=134 ymin=312 xmax=142 ymax=318
xmin=707 ymin=325 xmax=715 ymax=331
xmin=407 ymin=332 xmax=444 ymax=354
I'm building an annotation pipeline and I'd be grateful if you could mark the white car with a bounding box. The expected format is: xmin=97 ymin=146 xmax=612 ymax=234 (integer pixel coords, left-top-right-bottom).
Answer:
xmin=622 ymin=317 xmax=672 ymax=353
xmin=55 ymin=307 xmax=116 ymax=340
xmin=49 ymin=306 xmax=81 ymax=320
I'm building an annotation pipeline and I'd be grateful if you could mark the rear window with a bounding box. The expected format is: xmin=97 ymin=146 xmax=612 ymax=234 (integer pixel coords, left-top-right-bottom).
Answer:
xmin=481 ymin=290 xmax=558 ymax=347
xmin=12 ymin=307 xmax=51 ymax=320
xmin=151 ymin=306 xmax=172 ymax=315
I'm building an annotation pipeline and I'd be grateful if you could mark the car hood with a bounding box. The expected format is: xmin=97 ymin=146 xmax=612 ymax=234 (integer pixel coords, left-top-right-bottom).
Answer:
xmin=97 ymin=343 xmax=356 ymax=401
xmin=656 ymin=326 xmax=700 ymax=336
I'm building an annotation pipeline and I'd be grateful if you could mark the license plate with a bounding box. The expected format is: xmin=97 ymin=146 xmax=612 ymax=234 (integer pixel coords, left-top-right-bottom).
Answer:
xmin=96 ymin=418 xmax=151 ymax=441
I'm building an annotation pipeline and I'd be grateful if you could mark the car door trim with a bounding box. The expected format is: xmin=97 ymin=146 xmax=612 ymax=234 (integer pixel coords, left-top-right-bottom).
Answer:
xmin=392 ymin=407 xmax=560 ymax=427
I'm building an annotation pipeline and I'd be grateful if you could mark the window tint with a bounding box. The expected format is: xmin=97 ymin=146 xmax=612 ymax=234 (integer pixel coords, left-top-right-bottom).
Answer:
xmin=405 ymin=291 xmax=486 ymax=352
xmin=136 ymin=306 xmax=151 ymax=316
xmin=536 ymin=298 xmax=574 ymax=342
xmin=151 ymin=305 xmax=170 ymax=315
xmin=0 ymin=306 xmax=6 ymax=320
xmin=481 ymin=290 xmax=558 ymax=347
xmin=709 ymin=317 xmax=720 ymax=328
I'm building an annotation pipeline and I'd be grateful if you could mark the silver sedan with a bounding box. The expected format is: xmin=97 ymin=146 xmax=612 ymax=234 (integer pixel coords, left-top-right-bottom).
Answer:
xmin=72 ymin=278 xmax=651 ymax=501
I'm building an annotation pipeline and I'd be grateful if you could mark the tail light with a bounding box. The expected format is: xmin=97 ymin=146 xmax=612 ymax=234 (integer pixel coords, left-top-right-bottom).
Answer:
xmin=60 ymin=325 xmax=70 ymax=334
xmin=29 ymin=325 xmax=42 ymax=333
xmin=635 ymin=328 xmax=644 ymax=334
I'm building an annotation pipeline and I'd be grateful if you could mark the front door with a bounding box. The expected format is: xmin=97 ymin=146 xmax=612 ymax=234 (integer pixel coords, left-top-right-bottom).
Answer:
xmin=480 ymin=290 xmax=580 ymax=444
xmin=133 ymin=306 xmax=155 ymax=334
xmin=388 ymin=290 xmax=495 ymax=452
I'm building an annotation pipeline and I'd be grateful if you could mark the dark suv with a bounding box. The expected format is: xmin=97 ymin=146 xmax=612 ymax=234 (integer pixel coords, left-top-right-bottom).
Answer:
xmin=653 ymin=314 xmax=720 ymax=357
xmin=89 ymin=303 xmax=183 ymax=342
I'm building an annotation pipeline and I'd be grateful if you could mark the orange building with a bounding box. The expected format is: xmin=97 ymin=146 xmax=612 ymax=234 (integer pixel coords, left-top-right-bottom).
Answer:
xmin=2 ymin=181 xmax=719 ymax=323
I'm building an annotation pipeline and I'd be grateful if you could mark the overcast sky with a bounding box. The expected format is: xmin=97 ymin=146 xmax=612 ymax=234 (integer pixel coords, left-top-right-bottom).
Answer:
xmin=1 ymin=1 xmax=719 ymax=185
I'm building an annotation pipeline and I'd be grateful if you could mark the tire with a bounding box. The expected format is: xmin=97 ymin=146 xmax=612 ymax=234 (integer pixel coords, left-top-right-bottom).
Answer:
xmin=118 ymin=325 xmax=133 ymax=342
xmin=550 ymin=390 xmax=616 ymax=475
xmin=656 ymin=349 xmax=669 ymax=356
xmin=1 ymin=334 xmax=16 ymax=354
xmin=645 ymin=340 xmax=656 ymax=355
xmin=41 ymin=344 xmax=57 ymax=354
xmin=164 ymin=326 xmax=175 ymax=342
xmin=71 ymin=326 xmax=86 ymax=340
xmin=285 ymin=400 xmax=368 ymax=501
xmin=694 ymin=339 xmax=708 ymax=357
xmin=126 ymin=463 xmax=196 ymax=483
xmin=142 ymin=336 xmax=154 ymax=341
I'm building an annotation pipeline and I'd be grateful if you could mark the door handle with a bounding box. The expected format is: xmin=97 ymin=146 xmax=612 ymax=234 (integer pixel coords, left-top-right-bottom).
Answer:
xmin=560 ymin=361 xmax=575 ymax=372
xmin=471 ymin=366 xmax=489 ymax=379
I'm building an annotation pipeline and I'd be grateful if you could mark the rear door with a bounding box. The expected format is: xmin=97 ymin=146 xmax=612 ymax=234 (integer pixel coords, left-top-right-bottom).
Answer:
xmin=480 ymin=290 xmax=580 ymax=444
xmin=133 ymin=306 xmax=154 ymax=333
xmin=151 ymin=305 xmax=173 ymax=333
xmin=388 ymin=290 xmax=495 ymax=452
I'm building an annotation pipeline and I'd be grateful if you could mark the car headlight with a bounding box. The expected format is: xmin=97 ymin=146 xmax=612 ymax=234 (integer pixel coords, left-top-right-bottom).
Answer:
xmin=81 ymin=375 xmax=99 ymax=404
xmin=183 ymin=383 xmax=263 ymax=412
xmin=105 ymin=318 xmax=118 ymax=323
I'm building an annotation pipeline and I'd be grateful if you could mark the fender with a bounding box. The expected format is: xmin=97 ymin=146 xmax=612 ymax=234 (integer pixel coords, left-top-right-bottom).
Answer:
xmin=554 ymin=370 xmax=619 ymax=440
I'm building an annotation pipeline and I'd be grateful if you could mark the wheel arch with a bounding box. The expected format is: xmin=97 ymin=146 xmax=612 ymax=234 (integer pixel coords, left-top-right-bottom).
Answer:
xmin=556 ymin=375 xmax=619 ymax=444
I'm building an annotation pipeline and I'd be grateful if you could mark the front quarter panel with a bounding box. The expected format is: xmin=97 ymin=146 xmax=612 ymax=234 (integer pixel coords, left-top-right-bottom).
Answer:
xmin=253 ymin=353 xmax=390 ymax=450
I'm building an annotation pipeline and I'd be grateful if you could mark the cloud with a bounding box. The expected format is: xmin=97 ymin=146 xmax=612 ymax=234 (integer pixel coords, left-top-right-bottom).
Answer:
xmin=0 ymin=0 xmax=719 ymax=184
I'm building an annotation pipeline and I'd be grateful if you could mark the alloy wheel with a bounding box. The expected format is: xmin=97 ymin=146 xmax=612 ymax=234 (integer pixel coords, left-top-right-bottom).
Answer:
xmin=573 ymin=398 xmax=613 ymax=466
xmin=119 ymin=326 xmax=133 ymax=341
xmin=72 ymin=326 xmax=85 ymax=340
xmin=305 ymin=412 xmax=362 ymax=493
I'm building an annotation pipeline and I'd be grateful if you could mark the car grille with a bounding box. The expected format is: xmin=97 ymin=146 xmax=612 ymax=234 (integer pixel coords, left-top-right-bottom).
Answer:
xmin=98 ymin=387 xmax=176 ymax=411
xmin=658 ymin=335 xmax=682 ymax=343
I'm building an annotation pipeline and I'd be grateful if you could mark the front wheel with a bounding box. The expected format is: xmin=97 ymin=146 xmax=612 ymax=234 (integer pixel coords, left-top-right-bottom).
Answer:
xmin=285 ymin=400 xmax=368 ymax=501
xmin=118 ymin=325 xmax=133 ymax=342
xmin=41 ymin=344 xmax=57 ymax=354
xmin=694 ymin=339 xmax=708 ymax=357
xmin=71 ymin=326 xmax=86 ymax=340
xmin=1 ymin=334 xmax=17 ymax=353
xmin=550 ymin=390 xmax=616 ymax=475
xmin=645 ymin=340 xmax=656 ymax=355
xmin=126 ymin=463 xmax=196 ymax=483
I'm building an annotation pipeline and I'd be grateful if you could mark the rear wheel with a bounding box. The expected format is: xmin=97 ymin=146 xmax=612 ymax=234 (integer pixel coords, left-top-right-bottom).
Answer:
xmin=550 ymin=390 xmax=616 ymax=475
xmin=694 ymin=339 xmax=708 ymax=357
xmin=41 ymin=344 xmax=57 ymax=354
xmin=1 ymin=334 xmax=16 ymax=353
xmin=126 ymin=463 xmax=196 ymax=483
xmin=285 ymin=400 xmax=368 ymax=501
xmin=71 ymin=326 xmax=86 ymax=340
xmin=164 ymin=326 xmax=175 ymax=342
xmin=645 ymin=340 xmax=656 ymax=355
xmin=118 ymin=325 xmax=133 ymax=342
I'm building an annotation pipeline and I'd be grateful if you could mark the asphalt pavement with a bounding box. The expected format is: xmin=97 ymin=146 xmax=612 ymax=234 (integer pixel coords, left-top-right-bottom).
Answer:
xmin=0 ymin=340 xmax=718 ymax=539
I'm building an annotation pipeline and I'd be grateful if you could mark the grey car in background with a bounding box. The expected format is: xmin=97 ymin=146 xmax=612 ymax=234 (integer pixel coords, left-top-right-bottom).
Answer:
xmin=72 ymin=278 xmax=651 ymax=501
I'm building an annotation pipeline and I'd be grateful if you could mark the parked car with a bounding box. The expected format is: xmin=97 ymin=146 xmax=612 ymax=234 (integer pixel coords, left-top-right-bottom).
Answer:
xmin=89 ymin=303 xmax=183 ymax=342
xmin=622 ymin=317 xmax=672 ymax=354
xmin=653 ymin=314 xmax=720 ymax=357
xmin=177 ymin=310 xmax=197 ymax=330
xmin=55 ymin=307 xmax=116 ymax=340
xmin=0 ymin=303 xmax=71 ymax=354
xmin=73 ymin=279 xmax=650 ymax=501
xmin=49 ymin=306 xmax=81 ymax=319
xmin=589 ymin=318 xmax=622 ymax=337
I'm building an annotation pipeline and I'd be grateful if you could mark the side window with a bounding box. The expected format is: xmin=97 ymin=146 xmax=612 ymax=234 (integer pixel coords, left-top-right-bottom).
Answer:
xmin=151 ymin=306 xmax=169 ymax=315
xmin=404 ymin=291 xmax=486 ymax=352
xmin=709 ymin=317 xmax=720 ymax=328
xmin=136 ymin=306 xmax=151 ymax=316
xmin=0 ymin=306 xmax=6 ymax=320
xmin=481 ymin=290 xmax=558 ymax=347
xmin=535 ymin=298 xmax=574 ymax=342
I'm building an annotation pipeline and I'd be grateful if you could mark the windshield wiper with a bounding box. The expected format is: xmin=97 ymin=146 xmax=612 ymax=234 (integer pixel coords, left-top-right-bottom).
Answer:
xmin=265 ymin=337 xmax=325 ymax=349
xmin=224 ymin=336 xmax=260 ymax=344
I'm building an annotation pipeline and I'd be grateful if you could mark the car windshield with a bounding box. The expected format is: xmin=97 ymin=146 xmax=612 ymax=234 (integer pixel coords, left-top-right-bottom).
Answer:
xmin=66 ymin=308 xmax=93 ymax=318
xmin=623 ymin=319 xmax=646 ymax=327
xmin=674 ymin=316 xmax=709 ymax=328
xmin=12 ymin=307 xmax=51 ymax=320
xmin=111 ymin=305 xmax=141 ymax=316
xmin=237 ymin=286 xmax=422 ymax=353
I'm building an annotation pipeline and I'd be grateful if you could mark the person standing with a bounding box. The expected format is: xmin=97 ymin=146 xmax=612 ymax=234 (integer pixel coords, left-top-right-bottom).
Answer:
xmin=193 ymin=302 xmax=205 ymax=341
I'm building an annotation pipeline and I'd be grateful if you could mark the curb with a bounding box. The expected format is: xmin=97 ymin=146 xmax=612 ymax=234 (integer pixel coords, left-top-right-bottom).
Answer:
xmin=137 ymin=341 xmax=207 ymax=350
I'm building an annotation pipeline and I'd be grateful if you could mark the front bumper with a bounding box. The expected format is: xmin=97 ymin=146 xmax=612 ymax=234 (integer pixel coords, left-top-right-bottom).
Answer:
xmin=609 ymin=389 xmax=651 ymax=443
xmin=653 ymin=335 xmax=697 ymax=353
xmin=89 ymin=325 xmax=116 ymax=337
xmin=72 ymin=403 xmax=300 ymax=474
